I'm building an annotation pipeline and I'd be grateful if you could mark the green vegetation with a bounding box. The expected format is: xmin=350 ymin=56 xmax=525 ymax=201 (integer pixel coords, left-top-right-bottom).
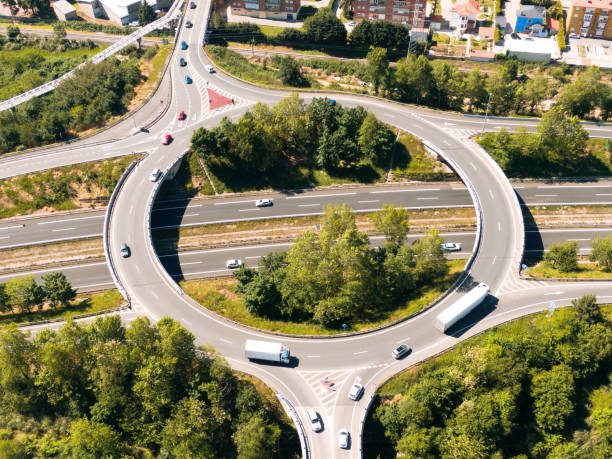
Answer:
xmin=208 ymin=45 xmax=283 ymax=86
xmin=366 ymin=297 xmax=612 ymax=458
xmin=544 ymin=241 xmax=579 ymax=273
xmin=0 ymin=316 xmax=298 ymax=457
xmin=190 ymin=95 xmax=394 ymax=191
xmin=478 ymin=107 xmax=609 ymax=177
xmin=392 ymin=132 xmax=452 ymax=181
xmin=524 ymin=261 xmax=612 ymax=279
xmin=0 ymin=155 xmax=138 ymax=218
xmin=1 ymin=272 xmax=75 ymax=315
xmin=138 ymin=0 xmax=156 ymax=25
xmin=232 ymin=204 xmax=450 ymax=329
xmin=0 ymin=0 xmax=49 ymax=17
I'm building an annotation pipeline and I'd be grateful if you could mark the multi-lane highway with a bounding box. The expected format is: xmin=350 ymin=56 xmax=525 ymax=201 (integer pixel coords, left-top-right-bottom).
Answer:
xmin=3 ymin=181 xmax=612 ymax=250
xmin=2 ymin=0 xmax=612 ymax=456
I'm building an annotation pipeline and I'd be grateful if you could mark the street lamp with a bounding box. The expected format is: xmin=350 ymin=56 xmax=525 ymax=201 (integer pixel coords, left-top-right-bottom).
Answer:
xmin=481 ymin=92 xmax=492 ymax=138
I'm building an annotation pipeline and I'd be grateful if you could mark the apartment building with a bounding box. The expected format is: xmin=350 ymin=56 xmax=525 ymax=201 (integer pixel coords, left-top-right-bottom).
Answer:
xmin=230 ymin=0 xmax=300 ymax=20
xmin=566 ymin=0 xmax=612 ymax=39
xmin=353 ymin=0 xmax=427 ymax=27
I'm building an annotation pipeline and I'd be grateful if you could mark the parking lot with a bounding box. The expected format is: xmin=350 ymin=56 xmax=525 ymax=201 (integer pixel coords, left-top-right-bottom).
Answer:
xmin=563 ymin=37 xmax=612 ymax=68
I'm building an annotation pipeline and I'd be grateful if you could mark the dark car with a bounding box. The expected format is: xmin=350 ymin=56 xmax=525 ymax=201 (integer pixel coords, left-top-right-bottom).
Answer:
xmin=189 ymin=1 xmax=196 ymax=7
xmin=186 ymin=20 xmax=193 ymax=28
xmin=120 ymin=243 xmax=131 ymax=258
xmin=179 ymin=57 xmax=186 ymax=66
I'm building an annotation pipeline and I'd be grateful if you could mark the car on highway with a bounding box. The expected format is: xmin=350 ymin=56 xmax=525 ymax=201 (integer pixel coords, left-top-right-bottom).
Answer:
xmin=569 ymin=33 xmax=579 ymax=38
xmin=255 ymin=199 xmax=273 ymax=207
xmin=180 ymin=40 xmax=187 ymax=50
xmin=441 ymin=242 xmax=461 ymax=251
xmin=190 ymin=1 xmax=196 ymax=7
xmin=348 ymin=380 xmax=364 ymax=401
xmin=338 ymin=428 xmax=350 ymax=449
xmin=178 ymin=110 xmax=186 ymax=120
xmin=307 ymin=408 xmax=323 ymax=432
xmin=392 ymin=343 xmax=411 ymax=359
xmin=149 ymin=168 xmax=162 ymax=182
xmin=225 ymin=259 xmax=243 ymax=269
xmin=205 ymin=64 xmax=215 ymax=73
xmin=120 ymin=243 xmax=131 ymax=258
xmin=179 ymin=57 xmax=186 ymax=66
xmin=162 ymin=134 xmax=172 ymax=145
xmin=185 ymin=20 xmax=193 ymax=27
xmin=185 ymin=75 xmax=192 ymax=84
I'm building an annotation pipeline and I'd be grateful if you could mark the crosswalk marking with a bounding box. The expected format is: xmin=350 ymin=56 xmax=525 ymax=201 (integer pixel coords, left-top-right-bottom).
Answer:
xmin=191 ymin=71 xmax=253 ymax=120
xmin=298 ymin=370 xmax=353 ymax=419
xmin=443 ymin=128 xmax=479 ymax=139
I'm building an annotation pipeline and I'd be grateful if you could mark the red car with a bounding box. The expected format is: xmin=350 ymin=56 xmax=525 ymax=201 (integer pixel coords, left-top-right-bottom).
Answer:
xmin=178 ymin=110 xmax=186 ymax=120
xmin=162 ymin=134 xmax=172 ymax=145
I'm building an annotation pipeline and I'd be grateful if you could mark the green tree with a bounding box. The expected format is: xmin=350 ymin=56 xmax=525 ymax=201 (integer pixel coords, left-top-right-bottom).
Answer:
xmin=68 ymin=418 xmax=124 ymax=458
xmin=0 ymin=283 xmax=9 ymax=313
xmin=357 ymin=112 xmax=395 ymax=164
xmin=394 ymin=54 xmax=433 ymax=104
xmin=138 ymin=0 xmax=156 ymax=25
xmin=277 ymin=56 xmax=308 ymax=87
xmin=370 ymin=204 xmax=410 ymax=248
xmin=316 ymin=125 xmax=360 ymax=169
xmin=52 ymin=22 xmax=66 ymax=39
xmin=233 ymin=415 xmax=281 ymax=459
xmin=339 ymin=0 xmax=354 ymax=17
xmin=523 ymin=74 xmax=548 ymax=114
xmin=543 ymin=241 xmax=578 ymax=273
xmin=5 ymin=275 xmax=45 ymax=312
xmin=411 ymin=229 xmax=448 ymax=284
xmin=242 ymin=275 xmax=282 ymax=318
xmin=431 ymin=61 xmax=464 ymax=110
xmin=590 ymin=235 xmax=612 ymax=271
xmin=572 ymin=294 xmax=603 ymax=325
xmin=464 ymin=69 xmax=488 ymax=111
xmin=397 ymin=427 xmax=437 ymax=458
xmin=303 ymin=8 xmax=347 ymax=45
xmin=41 ymin=271 xmax=76 ymax=307
xmin=366 ymin=47 xmax=390 ymax=94
xmin=531 ymin=364 xmax=575 ymax=433
xmin=536 ymin=105 xmax=589 ymax=169
xmin=0 ymin=327 xmax=39 ymax=413
xmin=560 ymin=66 xmax=607 ymax=118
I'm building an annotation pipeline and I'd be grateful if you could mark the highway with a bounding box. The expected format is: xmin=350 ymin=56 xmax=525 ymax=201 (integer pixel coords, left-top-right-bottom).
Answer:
xmin=2 ymin=0 xmax=612 ymax=456
xmin=3 ymin=181 xmax=612 ymax=250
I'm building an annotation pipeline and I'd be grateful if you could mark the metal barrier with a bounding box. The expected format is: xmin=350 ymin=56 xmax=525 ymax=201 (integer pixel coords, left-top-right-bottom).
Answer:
xmin=275 ymin=393 xmax=310 ymax=459
xmin=359 ymin=393 xmax=377 ymax=457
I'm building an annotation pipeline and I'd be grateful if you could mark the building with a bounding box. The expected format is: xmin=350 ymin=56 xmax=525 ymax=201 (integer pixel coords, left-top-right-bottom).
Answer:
xmin=566 ymin=0 xmax=612 ymax=38
xmin=76 ymin=0 xmax=170 ymax=25
xmin=353 ymin=0 xmax=427 ymax=27
xmin=515 ymin=5 xmax=547 ymax=36
xmin=230 ymin=0 xmax=300 ymax=20
xmin=449 ymin=0 xmax=480 ymax=33
xmin=505 ymin=37 xmax=557 ymax=61
xmin=53 ymin=0 xmax=78 ymax=20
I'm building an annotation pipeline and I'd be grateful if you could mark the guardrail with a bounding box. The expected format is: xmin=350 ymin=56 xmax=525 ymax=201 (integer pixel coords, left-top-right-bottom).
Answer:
xmin=275 ymin=393 xmax=310 ymax=459
xmin=103 ymin=159 xmax=139 ymax=303
xmin=0 ymin=0 xmax=182 ymax=112
xmin=359 ymin=392 xmax=377 ymax=457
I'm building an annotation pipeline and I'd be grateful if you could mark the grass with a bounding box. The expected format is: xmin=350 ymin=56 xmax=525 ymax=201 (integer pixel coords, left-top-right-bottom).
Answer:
xmin=208 ymin=45 xmax=283 ymax=86
xmin=130 ymin=44 xmax=171 ymax=103
xmin=259 ymin=25 xmax=285 ymax=38
xmin=524 ymin=260 xmax=612 ymax=279
xmin=179 ymin=259 xmax=465 ymax=335
xmin=392 ymin=131 xmax=456 ymax=181
xmin=0 ymin=289 xmax=123 ymax=327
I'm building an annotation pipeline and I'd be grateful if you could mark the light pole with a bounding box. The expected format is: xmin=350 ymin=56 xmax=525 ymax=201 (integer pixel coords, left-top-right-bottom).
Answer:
xmin=481 ymin=92 xmax=492 ymax=138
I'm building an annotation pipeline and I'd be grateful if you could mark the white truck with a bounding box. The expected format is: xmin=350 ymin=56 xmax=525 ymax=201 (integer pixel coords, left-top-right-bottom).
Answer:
xmin=435 ymin=283 xmax=490 ymax=333
xmin=244 ymin=340 xmax=291 ymax=364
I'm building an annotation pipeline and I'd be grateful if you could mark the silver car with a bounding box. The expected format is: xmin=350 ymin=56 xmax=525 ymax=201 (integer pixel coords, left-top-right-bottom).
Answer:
xmin=338 ymin=428 xmax=350 ymax=449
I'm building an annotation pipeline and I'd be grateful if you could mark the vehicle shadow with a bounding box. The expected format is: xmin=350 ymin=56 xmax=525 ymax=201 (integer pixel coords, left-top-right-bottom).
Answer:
xmin=445 ymin=294 xmax=499 ymax=338
xmin=247 ymin=356 xmax=300 ymax=368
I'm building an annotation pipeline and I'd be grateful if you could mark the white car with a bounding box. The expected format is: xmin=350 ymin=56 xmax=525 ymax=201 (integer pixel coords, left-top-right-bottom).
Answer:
xmin=255 ymin=199 xmax=273 ymax=207
xmin=205 ymin=64 xmax=215 ymax=73
xmin=442 ymin=242 xmax=461 ymax=252
xmin=149 ymin=168 xmax=162 ymax=182
xmin=348 ymin=380 xmax=364 ymax=401
xmin=338 ymin=428 xmax=350 ymax=449
xmin=225 ymin=259 xmax=243 ymax=269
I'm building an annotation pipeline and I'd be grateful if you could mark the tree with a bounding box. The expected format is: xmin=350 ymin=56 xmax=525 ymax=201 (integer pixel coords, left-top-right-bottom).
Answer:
xmin=366 ymin=47 xmax=389 ymax=95
xmin=316 ymin=125 xmax=360 ymax=169
xmin=357 ymin=112 xmax=395 ymax=164
xmin=339 ymin=0 xmax=354 ymax=17
xmin=52 ymin=22 xmax=66 ymax=39
xmin=242 ymin=275 xmax=282 ymax=318
xmin=0 ymin=327 xmax=38 ymax=413
xmin=277 ymin=56 xmax=308 ymax=87
xmin=303 ymin=8 xmax=347 ymax=45
xmin=523 ymin=74 xmax=548 ymax=114
xmin=465 ymin=69 xmax=489 ymax=111
xmin=0 ymin=283 xmax=9 ymax=313
xmin=431 ymin=61 xmax=464 ymax=110
xmin=411 ymin=230 xmax=448 ymax=284
xmin=68 ymin=418 xmax=124 ymax=458
xmin=536 ymin=105 xmax=589 ymax=169
xmin=5 ymin=275 xmax=45 ymax=312
xmin=590 ymin=235 xmax=612 ymax=271
xmin=531 ymin=364 xmax=575 ymax=433
xmin=41 ymin=272 xmax=76 ymax=307
xmin=233 ymin=415 xmax=281 ymax=459
xmin=138 ymin=0 xmax=156 ymax=25
xmin=543 ymin=241 xmax=578 ymax=273
xmin=370 ymin=204 xmax=410 ymax=248
xmin=572 ymin=294 xmax=603 ymax=325
xmin=5 ymin=24 xmax=19 ymax=39
xmin=394 ymin=55 xmax=433 ymax=104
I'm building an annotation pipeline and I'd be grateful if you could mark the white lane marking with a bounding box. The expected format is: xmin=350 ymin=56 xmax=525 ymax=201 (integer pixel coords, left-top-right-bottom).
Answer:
xmin=396 ymin=338 xmax=411 ymax=343
xmin=544 ymin=291 xmax=564 ymax=295
xmin=153 ymin=204 xmax=203 ymax=212
xmin=498 ymin=222 xmax=501 ymax=232
xmin=182 ymin=319 xmax=192 ymax=326
xmin=181 ymin=261 xmax=202 ymax=265
xmin=417 ymin=197 xmax=438 ymax=200
xmin=530 ymin=228 xmax=612 ymax=233
xmin=596 ymin=193 xmax=612 ymax=196
xmin=151 ymin=292 xmax=159 ymax=300
xmin=183 ymin=213 xmax=198 ymax=217
xmin=353 ymin=350 xmax=368 ymax=355
xmin=214 ymin=200 xmax=255 ymax=205
xmin=299 ymin=203 xmax=321 ymax=207
xmin=0 ymin=232 xmax=102 ymax=250
xmin=513 ymin=186 xmax=525 ymax=189
xmin=489 ymin=189 xmax=494 ymax=199
xmin=286 ymin=192 xmax=356 ymax=199
xmin=220 ymin=338 xmax=232 ymax=344
xmin=492 ymin=256 xmax=496 ymax=264
xmin=0 ymin=236 xmax=9 ymax=240
xmin=444 ymin=122 xmax=456 ymax=126
xmin=358 ymin=200 xmax=379 ymax=203
xmin=159 ymin=242 xmax=293 ymax=258
xmin=245 ymin=256 xmax=261 ymax=259
xmin=307 ymin=355 xmax=321 ymax=358
xmin=74 ymin=282 xmax=115 ymax=289
xmin=0 ymin=261 xmax=108 ymax=279
xmin=443 ymin=140 xmax=451 ymax=146
xmin=535 ymin=194 xmax=558 ymax=197
xmin=51 ymin=227 xmax=76 ymax=232
xmin=238 ymin=209 xmax=259 ymax=212
xmin=470 ymin=162 xmax=477 ymax=171
xmin=370 ymin=188 xmax=440 ymax=194
xmin=568 ymin=238 xmax=590 ymax=241
xmin=537 ymin=185 xmax=611 ymax=188
xmin=0 ymin=224 xmax=25 ymax=230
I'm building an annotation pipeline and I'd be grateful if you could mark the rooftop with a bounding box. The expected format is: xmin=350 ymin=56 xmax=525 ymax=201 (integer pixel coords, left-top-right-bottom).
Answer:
xmin=451 ymin=0 xmax=480 ymax=16
xmin=53 ymin=0 xmax=76 ymax=14
xmin=517 ymin=4 xmax=546 ymax=18
xmin=505 ymin=37 xmax=558 ymax=55
xmin=571 ymin=0 xmax=612 ymax=9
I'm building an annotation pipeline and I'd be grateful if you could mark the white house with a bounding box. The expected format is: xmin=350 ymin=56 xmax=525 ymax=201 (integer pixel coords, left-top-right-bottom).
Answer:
xmin=449 ymin=0 xmax=480 ymax=33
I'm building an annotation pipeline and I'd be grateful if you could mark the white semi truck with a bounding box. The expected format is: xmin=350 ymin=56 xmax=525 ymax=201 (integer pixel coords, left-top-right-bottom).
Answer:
xmin=435 ymin=283 xmax=490 ymax=333
xmin=244 ymin=340 xmax=291 ymax=364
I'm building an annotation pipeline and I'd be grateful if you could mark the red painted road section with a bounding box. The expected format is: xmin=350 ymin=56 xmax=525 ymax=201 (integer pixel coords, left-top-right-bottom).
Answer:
xmin=207 ymin=88 xmax=233 ymax=110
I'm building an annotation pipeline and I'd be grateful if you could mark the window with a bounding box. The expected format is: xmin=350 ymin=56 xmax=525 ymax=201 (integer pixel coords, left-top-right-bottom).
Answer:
xmin=596 ymin=29 xmax=603 ymax=35
xmin=570 ymin=26 xmax=575 ymax=31
xmin=586 ymin=8 xmax=594 ymax=13
xmin=244 ymin=2 xmax=259 ymax=8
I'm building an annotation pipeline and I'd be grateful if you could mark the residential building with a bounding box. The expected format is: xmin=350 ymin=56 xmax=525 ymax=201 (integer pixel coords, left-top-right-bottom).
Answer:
xmin=505 ymin=37 xmax=557 ymax=61
xmin=230 ymin=0 xmax=300 ymax=20
xmin=76 ymin=0 xmax=170 ymax=25
xmin=53 ymin=0 xmax=77 ymax=20
xmin=449 ymin=0 xmax=480 ymax=33
xmin=353 ymin=0 xmax=427 ymax=27
xmin=566 ymin=0 xmax=612 ymax=38
xmin=515 ymin=5 xmax=547 ymax=36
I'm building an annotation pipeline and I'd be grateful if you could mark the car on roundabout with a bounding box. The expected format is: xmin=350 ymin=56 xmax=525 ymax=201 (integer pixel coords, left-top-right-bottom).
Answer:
xmin=162 ymin=134 xmax=172 ymax=145
xmin=348 ymin=380 xmax=364 ymax=401
xmin=179 ymin=57 xmax=186 ymax=67
xmin=225 ymin=259 xmax=243 ymax=269
xmin=185 ymin=75 xmax=192 ymax=84
xmin=392 ymin=343 xmax=411 ymax=359
xmin=255 ymin=199 xmax=273 ymax=207
xmin=178 ymin=110 xmax=186 ymax=120
xmin=338 ymin=428 xmax=350 ymax=449
xmin=120 ymin=243 xmax=131 ymax=258
xmin=185 ymin=20 xmax=193 ymax=27
xmin=442 ymin=242 xmax=461 ymax=251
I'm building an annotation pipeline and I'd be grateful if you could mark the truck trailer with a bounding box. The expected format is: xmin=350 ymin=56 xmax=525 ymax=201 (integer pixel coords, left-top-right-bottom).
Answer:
xmin=244 ymin=340 xmax=291 ymax=364
xmin=435 ymin=283 xmax=490 ymax=333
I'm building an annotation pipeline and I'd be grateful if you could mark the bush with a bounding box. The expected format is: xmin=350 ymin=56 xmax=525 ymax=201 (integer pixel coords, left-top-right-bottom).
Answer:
xmin=544 ymin=241 xmax=578 ymax=272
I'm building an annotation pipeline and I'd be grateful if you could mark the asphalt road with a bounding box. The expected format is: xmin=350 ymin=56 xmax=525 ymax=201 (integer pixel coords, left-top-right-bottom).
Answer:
xmin=4 ymin=180 xmax=612 ymax=250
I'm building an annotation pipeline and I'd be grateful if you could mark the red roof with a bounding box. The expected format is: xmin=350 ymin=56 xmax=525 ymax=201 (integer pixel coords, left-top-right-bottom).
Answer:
xmin=451 ymin=0 xmax=481 ymax=16
xmin=571 ymin=0 xmax=612 ymax=9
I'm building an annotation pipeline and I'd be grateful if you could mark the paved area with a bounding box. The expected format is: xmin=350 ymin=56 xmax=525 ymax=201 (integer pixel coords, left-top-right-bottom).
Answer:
xmin=563 ymin=37 xmax=612 ymax=69
xmin=226 ymin=5 xmax=303 ymax=27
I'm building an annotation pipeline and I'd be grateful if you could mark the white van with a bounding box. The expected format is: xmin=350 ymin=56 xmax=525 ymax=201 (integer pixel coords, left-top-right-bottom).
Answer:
xmin=307 ymin=408 xmax=322 ymax=432
xmin=205 ymin=64 xmax=215 ymax=73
